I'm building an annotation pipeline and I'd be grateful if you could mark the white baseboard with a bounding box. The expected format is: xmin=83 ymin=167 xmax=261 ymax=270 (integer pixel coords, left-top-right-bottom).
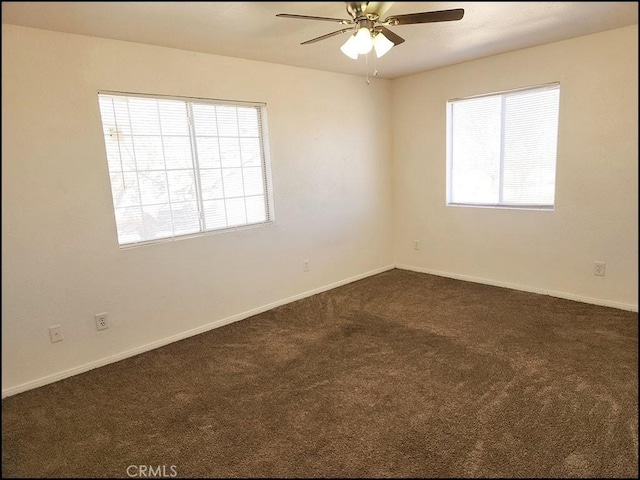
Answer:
xmin=5 ymin=263 xmax=634 ymax=398
xmin=2 ymin=264 xmax=395 ymax=398
xmin=396 ymin=264 xmax=638 ymax=312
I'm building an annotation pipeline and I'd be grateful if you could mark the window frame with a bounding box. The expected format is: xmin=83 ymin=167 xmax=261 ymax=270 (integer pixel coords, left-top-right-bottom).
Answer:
xmin=97 ymin=90 xmax=275 ymax=248
xmin=445 ymin=82 xmax=560 ymax=211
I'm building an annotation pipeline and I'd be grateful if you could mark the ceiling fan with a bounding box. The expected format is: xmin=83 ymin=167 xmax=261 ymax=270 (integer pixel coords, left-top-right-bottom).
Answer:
xmin=276 ymin=2 xmax=464 ymax=59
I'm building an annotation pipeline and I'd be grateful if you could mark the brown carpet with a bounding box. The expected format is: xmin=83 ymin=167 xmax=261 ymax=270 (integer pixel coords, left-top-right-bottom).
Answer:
xmin=2 ymin=269 xmax=638 ymax=478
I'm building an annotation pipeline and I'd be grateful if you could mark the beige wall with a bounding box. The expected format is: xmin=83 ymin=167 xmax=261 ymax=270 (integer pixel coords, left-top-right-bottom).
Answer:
xmin=3 ymin=23 xmax=637 ymax=396
xmin=1 ymin=25 xmax=394 ymax=394
xmin=392 ymin=25 xmax=638 ymax=310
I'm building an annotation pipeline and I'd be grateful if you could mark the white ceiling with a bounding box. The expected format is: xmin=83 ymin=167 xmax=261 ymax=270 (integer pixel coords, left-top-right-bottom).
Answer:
xmin=2 ymin=2 xmax=638 ymax=79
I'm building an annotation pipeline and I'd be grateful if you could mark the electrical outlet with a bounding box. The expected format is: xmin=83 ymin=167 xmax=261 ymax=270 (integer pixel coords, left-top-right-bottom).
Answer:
xmin=49 ymin=325 xmax=63 ymax=343
xmin=95 ymin=312 xmax=109 ymax=331
xmin=414 ymin=240 xmax=420 ymax=250
xmin=303 ymin=260 xmax=310 ymax=272
xmin=594 ymin=262 xmax=606 ymax=277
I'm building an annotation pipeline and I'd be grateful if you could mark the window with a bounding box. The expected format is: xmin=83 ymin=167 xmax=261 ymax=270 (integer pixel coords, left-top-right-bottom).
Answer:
xmin=446 ymin=83 xmax=560 ymax=209
xmin=97 ymin=92 xmax=273 ymax=246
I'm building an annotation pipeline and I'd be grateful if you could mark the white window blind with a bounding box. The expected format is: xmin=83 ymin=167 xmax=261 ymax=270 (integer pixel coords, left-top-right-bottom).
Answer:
xmin=447 ymin=83 xmax=560 ymax=208
xmin=97 ymin=92 xmax=273 ymax=246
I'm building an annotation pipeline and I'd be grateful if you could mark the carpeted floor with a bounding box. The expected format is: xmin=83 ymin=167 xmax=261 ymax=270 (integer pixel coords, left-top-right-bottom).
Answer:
xmin=2 ymin=269 xmax=638 ymax=478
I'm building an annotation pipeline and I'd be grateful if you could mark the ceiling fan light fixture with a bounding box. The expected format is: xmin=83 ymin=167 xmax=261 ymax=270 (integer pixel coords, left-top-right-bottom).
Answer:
xmin=340 ymin=34 xmax=360 ymax=59
xmin=353 ymin=27 xmax=373 ymax=54
xmin=278 ymin=4 xmax=465 ymax=63
xmin=373 ymin=31 xmax=394 ymax=58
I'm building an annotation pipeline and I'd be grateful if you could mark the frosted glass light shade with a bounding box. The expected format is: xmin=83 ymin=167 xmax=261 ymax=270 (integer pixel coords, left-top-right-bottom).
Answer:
xmin=340 ymin=34 xmax=359 ymax=59
xmin=373 ymin=32 xmax=394 ymax=58
xmin=353 ymin=27 xmax=373 ymax=54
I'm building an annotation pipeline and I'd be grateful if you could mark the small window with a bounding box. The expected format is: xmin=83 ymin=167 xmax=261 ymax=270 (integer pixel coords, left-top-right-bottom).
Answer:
xmin=446 ymin=83 xmax=560 ymax=209
xmin=97 ymin=92 xmax=274 ymax=246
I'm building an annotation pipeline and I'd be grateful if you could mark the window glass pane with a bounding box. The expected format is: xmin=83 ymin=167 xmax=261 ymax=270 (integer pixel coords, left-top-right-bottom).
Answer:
xmin=129 ymin=98 xmax=161 ymax=135
xmin=98 ymin=97 xmax=117 ymax=135
xmin=158 ymin=100 xmax=189 ymax=136
xmin=447 ymin=84 xmax=559 ymax=208
xmin=222 ymin=168 xmax=244 ymax=198
xmin=220 ymin=138 xmax=241 ymax=168
xmin=246 ymin=195 xmax=266 ymax=223
xmin=167 ymin=170 xmax=196 ymax=202
xmin=112 ymin=98 xmax=133 ymax=136
xmin=192 ymin=104 xmax=217 ymax=136
xmin=196 ymin=137 xmax=221 ymax=169
xmin=502 ymin=89 xmax=559 ymax=205
xmin=139 ymin=171 xmax=169 ymax=205
xmin=225 ymin=198 xmax=247 ymax=226
xmin=237 ymin=107 xmax=259 ymax=137
xmin=163 ymin=137 xmax=193 ymax=170
xmin=114 ymin=136 xmax=136 ymax=172
xmin=134 ymin=137 xmax=164 ymax=171
xmin=450 ymin=96 xmax=501 ymax=204
xmin=110 ymin=172 xmax=140 ymax=208
xmin=142 ymin=204 xmax=173 ymax=240
xmin=103 ymin=135 xmax=124 ymax=173
xmin=171 ymin=201 xmax=200 ymax=236
xmin=98 ymin=93 xmax=272 ymax=245
xmin=243 ymin=167 xmax=265 ymax=196
xmin=203 ymin=199 xmax=227 ymax=229
xmin=114 ymin=207 xmax=144 ymax=244
xmin=240 ymin=138 xmax=261 ymax=167
xmin=200 ymin=169 xmax=224 ymax=200
xmin=216 ymin=105 xmax=239 ymax=137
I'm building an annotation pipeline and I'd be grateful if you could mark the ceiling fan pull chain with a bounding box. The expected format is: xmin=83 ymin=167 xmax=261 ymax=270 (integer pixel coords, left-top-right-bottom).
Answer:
xmin=373 ymin=51 xmax=379 ymax=78
xmin=365 ymin=52 xmax=370 ymax=85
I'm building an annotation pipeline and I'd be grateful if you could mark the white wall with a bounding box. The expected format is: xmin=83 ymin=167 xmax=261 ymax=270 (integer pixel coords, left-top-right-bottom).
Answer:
xmin=1 ymin=25 xmax=394 ymax=395
xmin=392 ymin=26 xmax=638 ymax=310
xmin=3 ymin=23 xmax=637 ymax=397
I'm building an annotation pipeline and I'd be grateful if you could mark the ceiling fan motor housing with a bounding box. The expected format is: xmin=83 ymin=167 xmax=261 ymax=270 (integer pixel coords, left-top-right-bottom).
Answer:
xmin=346 ymin=2 xmax=370 ymax=19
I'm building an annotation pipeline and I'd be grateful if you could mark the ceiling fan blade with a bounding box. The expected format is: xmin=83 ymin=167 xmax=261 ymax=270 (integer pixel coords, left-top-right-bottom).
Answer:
xmin=276 ymin=13 xmax=352 ymax=25
xmin=301 ymin=28 xmax=354 ymax=45
xmin=384 ymin=8 xmax=464 ymax=26
xmin=376 ymin=26 xmax=405 ymax=46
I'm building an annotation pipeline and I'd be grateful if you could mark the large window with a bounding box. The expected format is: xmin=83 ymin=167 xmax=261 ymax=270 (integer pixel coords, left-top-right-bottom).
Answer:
xmin=97 ymin=92 xmax=273 ymax=246
xmin=446 ymin=83 xmax=560 ymax=209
